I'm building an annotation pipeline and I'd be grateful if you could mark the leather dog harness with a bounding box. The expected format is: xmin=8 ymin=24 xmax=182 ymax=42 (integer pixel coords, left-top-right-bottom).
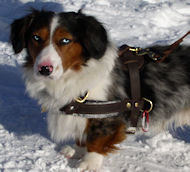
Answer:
xmin=60 ymin=31 xmax=190 ymax=131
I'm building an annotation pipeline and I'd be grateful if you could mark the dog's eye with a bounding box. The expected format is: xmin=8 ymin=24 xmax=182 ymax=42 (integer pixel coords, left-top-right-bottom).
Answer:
xmin=32 ymin=35 xmax=42 ymax=42
xmin=59 ymin=38 xmax=71 ymax=45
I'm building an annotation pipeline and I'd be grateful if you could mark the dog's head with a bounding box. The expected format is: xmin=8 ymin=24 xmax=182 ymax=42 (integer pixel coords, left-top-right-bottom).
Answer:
xmin=11 ymin=10 xmax=108 ymax=80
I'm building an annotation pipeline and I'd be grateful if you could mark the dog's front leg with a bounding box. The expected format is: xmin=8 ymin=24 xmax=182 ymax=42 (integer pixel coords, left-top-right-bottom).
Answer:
xmin=78 ymin=120 xmax=126 ymax=171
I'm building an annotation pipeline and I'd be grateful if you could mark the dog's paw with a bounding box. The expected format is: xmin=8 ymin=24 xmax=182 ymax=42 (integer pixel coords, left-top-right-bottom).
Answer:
xmin=78 ymin=152 xmax=104 ymax=172
xmin=60 ymin=145 xmax=76 ymax=158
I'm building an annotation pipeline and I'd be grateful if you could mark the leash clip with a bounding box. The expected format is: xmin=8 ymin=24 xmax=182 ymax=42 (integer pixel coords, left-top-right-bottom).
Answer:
xmin=142 ymin=110 xmax=149 ymax=132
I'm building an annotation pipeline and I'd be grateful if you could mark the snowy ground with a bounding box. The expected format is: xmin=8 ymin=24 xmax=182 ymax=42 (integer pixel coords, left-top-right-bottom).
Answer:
xmin=0 ymin=0 xmax=190 ymax=171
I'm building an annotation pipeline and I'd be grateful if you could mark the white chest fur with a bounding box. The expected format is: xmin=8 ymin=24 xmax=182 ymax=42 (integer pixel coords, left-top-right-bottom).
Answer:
xmin=47 ymin=112 xmax=87 ymax=142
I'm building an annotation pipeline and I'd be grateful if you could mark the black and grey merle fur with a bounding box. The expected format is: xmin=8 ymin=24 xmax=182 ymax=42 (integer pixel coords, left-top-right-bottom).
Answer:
xmin=82 ymin=45 xmax=190 ymax=141
xmin=109 ymin=45 xmax=190 ymax=132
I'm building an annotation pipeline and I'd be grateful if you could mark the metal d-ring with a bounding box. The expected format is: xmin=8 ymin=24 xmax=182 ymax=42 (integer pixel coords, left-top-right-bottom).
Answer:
xmin=141 ymin=97 xmax=153 ymax=113
xmin=75 ymin=91 xmax=89 ymax=103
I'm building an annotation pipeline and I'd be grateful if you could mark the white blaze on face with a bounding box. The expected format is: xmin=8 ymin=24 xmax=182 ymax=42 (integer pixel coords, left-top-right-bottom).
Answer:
xmin=34 ymin=15 xmax=64 ymax=80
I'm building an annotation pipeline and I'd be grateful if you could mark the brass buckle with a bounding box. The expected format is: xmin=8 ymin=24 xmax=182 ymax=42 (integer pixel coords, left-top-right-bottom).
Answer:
xmin=129 ymin=47 xmax=141 ymax=53
xmin=75 ymin=91 xmax=89 ymax=103
xmin=129 ymin=47 xmax=158 ymax=61
xmin=141 ymin=97 xmax=153 ymax=113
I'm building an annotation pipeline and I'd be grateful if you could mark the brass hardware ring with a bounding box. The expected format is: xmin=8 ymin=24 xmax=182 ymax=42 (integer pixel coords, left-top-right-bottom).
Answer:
xmin=75 ymin=91 xmax=90 ymax=103
xmin=141 ymin=97 xmax=153 ymax=113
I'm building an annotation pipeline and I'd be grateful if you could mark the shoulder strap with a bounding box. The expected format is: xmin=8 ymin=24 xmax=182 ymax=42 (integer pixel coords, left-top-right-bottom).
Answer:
xmin=118 ymin=45 xmax=144 ymax=127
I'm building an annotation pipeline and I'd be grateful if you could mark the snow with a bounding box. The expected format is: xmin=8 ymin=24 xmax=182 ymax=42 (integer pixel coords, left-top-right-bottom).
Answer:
xmin=0 ymin=0 xmax=190 ymax=171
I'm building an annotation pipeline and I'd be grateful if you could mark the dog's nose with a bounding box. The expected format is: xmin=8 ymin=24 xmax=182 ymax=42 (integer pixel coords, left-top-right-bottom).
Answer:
xmin=38 ymin=65 xmax=53 ymax=76
xmin=38 ymin=61 xmax=53 ymax=76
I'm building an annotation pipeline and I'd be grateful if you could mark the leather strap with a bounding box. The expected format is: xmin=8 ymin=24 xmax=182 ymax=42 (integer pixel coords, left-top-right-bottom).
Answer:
xmin=128 ymin=63 xmax=141 ymax=127
xmin=60 ymin=99 xmax=144 ymax=118
xmin=157 ymin=31 xmax=190 ymax=62
xmin=118 ymin=45 xmax=144 ymax=127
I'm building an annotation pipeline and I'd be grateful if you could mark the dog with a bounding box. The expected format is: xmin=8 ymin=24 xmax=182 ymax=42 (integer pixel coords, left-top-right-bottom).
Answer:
xmin=10 ymin=9 xmax=190 ymax=171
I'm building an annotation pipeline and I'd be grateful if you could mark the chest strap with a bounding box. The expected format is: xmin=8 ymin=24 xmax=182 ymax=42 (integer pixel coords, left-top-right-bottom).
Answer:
xmin=60 ymin=98 xmax=144 ymax=119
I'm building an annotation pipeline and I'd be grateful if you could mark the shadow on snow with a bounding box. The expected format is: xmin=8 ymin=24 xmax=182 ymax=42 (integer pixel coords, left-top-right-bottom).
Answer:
xmin=0 ymin=64 xmax=49 ymax=138
xmin=0 ymin=0 xmax=64 ymax=138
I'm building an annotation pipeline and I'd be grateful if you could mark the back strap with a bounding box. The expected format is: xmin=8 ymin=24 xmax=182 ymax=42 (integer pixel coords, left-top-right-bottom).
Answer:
xmin=157 ymin=31 xmax=190 ymax=62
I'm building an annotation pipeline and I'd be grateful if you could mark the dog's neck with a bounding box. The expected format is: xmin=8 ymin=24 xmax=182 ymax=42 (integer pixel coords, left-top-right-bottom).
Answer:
xmin=49 ymin=44 xmax=117 ymax=101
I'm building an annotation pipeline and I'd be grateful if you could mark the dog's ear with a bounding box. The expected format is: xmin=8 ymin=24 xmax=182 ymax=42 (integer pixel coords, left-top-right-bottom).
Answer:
xmin=77 ymin=14 xmax=108 ymax=59
xmin=10 ymin=14 xmax=34 ymax=54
